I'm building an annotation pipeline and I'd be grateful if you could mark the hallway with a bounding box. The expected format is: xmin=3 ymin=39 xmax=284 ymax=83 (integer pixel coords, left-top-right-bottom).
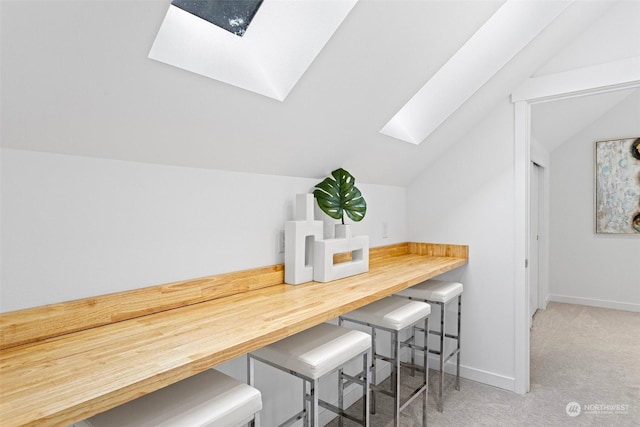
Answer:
xmin=329 ymin=302 xmax=640 ymax=426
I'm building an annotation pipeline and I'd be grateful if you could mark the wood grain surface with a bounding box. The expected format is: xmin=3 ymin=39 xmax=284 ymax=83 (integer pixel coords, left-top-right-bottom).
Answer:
xmin=0 ymin=242 xmax=467 ymax=426
xmin=0 ymin=265 xmax=285 ymax=350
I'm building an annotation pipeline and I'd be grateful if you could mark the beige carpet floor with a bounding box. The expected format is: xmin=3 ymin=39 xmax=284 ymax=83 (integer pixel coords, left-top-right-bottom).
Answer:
xmin=326 ymin=302 xmax=640 ymax=426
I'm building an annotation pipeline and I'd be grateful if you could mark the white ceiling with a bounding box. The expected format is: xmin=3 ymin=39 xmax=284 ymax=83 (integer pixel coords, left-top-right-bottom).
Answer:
xmin=1 ymin=0 xmax=639 ymax=186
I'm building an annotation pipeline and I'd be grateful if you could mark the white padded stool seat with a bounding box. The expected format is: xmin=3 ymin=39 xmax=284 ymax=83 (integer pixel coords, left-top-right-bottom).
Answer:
xmin=396 ymin=280 xmax=463 ymax=303
xmin=250 ymin=323 xmax=371 ymax=379
xmin=75 ymin=369 xmax=261 ymax=427
xmin=340 ymin=296 xmax=431 ymax=331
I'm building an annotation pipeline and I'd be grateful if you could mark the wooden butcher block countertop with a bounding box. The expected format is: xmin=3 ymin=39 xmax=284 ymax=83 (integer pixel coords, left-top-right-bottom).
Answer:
xmin=0 ymin=242 xmax=468 ymax=426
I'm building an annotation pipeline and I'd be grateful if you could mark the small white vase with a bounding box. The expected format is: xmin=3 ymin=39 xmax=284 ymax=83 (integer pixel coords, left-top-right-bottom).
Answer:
xmin=335 ymin=224 xmax=352 ymax=239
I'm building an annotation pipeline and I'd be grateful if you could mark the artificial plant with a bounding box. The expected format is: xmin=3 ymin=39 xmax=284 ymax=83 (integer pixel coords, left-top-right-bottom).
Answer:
xmin=313 ymin=168 xmax=367 ymax=224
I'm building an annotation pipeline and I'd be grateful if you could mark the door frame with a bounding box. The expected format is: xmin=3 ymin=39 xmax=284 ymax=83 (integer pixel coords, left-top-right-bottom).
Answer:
xmin=529 ymin=161 xmax=541 ymax=325
xmin=511 ymin=58 xmax=640 ymax=395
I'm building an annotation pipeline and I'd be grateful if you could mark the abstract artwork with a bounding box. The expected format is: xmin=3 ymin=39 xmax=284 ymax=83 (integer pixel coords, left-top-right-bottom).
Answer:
xmin=595 ymin=137 xmax=640 ymax=234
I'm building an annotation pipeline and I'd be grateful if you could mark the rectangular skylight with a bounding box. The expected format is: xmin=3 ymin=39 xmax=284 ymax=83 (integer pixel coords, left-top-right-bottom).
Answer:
xmin=149 ymin=0 xmax=358 ymax=101
xmin=380 ymin=0 xmax=573 ymax=145
xmin=171 ymin=0 xmax=263 ymax=37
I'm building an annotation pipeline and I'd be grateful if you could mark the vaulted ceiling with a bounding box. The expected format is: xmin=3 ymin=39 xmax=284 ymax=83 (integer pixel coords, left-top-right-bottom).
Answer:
xmin=1 ymin=0 xmax=639 ymax=185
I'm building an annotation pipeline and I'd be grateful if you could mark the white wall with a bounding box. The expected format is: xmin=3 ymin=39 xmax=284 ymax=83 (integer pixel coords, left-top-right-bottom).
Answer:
xmin=407 ymin=98 xmax=517 ymax=391
xmin=548 ymin=91 xmax=640 ymax=312
xmin=0 ymin=148 xmax=406 ymax=425
xmin=0 ymin=148 xmax=406 ymax=312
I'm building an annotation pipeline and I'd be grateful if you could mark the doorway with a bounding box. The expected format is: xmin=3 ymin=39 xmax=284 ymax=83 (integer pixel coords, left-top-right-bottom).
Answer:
xmin=513 ymin=67 xmax=639 ymax=394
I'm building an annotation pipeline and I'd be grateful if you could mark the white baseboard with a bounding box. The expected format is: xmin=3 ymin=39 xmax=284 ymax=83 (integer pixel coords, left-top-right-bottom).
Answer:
xmin=549 ymin=294 xmax=640 ymax=313
xmin=316 ymin=353 xmax=516 ymax=425
xmin=542 ymin=294 xmax=551 ymax=310
xmin=426 ymin=354 xmax=515 ymax=391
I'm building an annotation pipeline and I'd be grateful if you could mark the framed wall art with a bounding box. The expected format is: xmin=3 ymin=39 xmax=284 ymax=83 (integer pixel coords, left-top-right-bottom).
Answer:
xmin=595 ymin=137 xmax=640 ymax=234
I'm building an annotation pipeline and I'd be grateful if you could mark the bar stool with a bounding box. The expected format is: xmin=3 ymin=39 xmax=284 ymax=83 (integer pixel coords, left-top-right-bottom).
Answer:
xmin=396 ymin=279 xmax=463 ymax=412
xmin=339 ymin=296 xmax=431 ymax=427
xmin=73 ymin=369 xmax=262 ymax=426
xmin=248 ymin=323 xmax=371 ymax=427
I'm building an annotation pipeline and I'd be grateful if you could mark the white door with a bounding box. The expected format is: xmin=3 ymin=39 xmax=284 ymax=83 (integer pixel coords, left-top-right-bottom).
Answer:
xmin=529 ymin=162 xmax=541 ymax=325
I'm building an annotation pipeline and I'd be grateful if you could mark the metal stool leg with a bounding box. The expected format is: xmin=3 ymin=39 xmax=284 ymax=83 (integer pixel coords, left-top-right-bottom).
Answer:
xmin=338 ymin=366 xmax=344 ymax=427
xmin=370 ymin=326 xmax=377 ymax=414
xmin=423 ymin=316 xmax=429 ymax=426
xmin=303 ymin=380 xmax=309 ymax=427
xmin=362 ymin=352 xmax=370 ymax=427
xmin=310 ymin=379 xmax=319 ymax=427
xmin=455 ymin=295 xmax=462 ymax=391
xmin=410 ymin=326 xmax=416 ymax=377
xmin=392 ymin=330 xmax=401 ymax=427
xmin=438 ymin=301 xmax=445 ymax=413
xmin=336 ymin=317 xmax=345 ymax=427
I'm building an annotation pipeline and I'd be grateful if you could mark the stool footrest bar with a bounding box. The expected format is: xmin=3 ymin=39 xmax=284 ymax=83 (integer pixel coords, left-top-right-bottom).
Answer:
xmin=371 ymin=386 xmax=394 ymax=398
xmin=400 ymin=384 xmax=428 ymax=412
xmin=404 ymin=342 xmax=425 ymax=351
xmin=401 ymin=361 xmax=425 ymax=372
xmin=374 ymin=354 xmax=395 ymax=364
xmin=422 ymin=329 xmax=460 ymax=340
xmin=340 ymin=372 xmax=366 ymax=387
xmin=443 ymin=348 xmax=460 ymax=364
xmin=279 ymin=410 xmax=304 ymax=427
xmin=318 ymin=400 xmax=365 ymax=425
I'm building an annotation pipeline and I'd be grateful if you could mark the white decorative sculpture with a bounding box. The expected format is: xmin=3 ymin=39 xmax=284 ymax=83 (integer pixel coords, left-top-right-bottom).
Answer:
xmin=284 ymin=194 xmax=324 ymax=285
xmin=313 ymin=224 xmax=369 ymax=283
xmin=285 ymin=169 xmax=370 ymax=284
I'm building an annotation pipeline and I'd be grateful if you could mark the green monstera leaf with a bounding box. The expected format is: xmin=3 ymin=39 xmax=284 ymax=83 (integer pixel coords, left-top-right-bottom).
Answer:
xmin=313 ymin=168 xmax=367 ymax=224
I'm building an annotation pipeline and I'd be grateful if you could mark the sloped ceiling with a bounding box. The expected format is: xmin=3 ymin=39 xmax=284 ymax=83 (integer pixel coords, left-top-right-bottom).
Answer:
xmin=529 ymin=1 xmax=640 ymax=153
xmin=1 ymin=0 xmax=638 ymax=185
xmin=532 ymin=88 xmax=640 ymax=153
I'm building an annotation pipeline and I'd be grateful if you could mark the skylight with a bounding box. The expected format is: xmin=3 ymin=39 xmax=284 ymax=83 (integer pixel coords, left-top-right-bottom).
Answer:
xmin=149 ymin=0 xmax=358 ymax=101
xmin=380 ymin=0 xmax=574 ymax=145
xmin=171 ymin=0 xmax=263 ymax=37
